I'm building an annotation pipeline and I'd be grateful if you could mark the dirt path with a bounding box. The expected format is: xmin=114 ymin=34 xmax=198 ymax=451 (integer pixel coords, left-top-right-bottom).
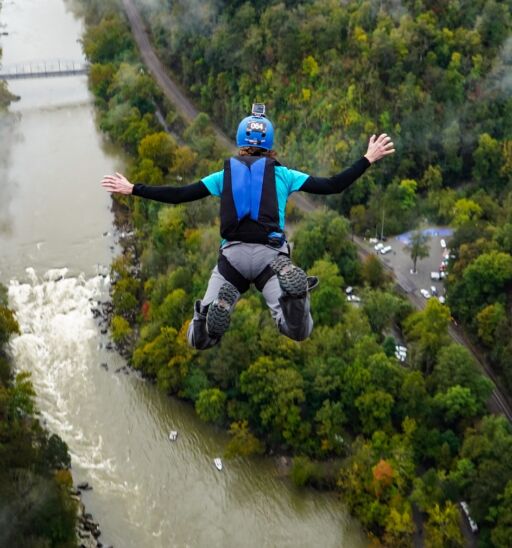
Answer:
xmin=121 ymin=0 xmax=512 ymax=424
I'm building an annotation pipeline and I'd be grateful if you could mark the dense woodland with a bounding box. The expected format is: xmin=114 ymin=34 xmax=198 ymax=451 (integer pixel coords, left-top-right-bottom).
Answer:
xmin=137 ymin=0 xmax=512 ymax=397
xmin=79 ymin=0 xmax=512 ymax=546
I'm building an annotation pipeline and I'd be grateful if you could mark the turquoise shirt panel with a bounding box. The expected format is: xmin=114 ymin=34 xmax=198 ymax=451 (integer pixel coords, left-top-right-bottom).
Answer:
xmin=200 ymin=165 xmax=309 ymax=229
xmin=201 ymin=170 xmax=223 ymax=197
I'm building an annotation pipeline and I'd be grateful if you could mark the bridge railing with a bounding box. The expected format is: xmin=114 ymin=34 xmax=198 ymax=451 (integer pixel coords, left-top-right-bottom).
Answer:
xmin=0 ymin=59 xmax=89 ymax=80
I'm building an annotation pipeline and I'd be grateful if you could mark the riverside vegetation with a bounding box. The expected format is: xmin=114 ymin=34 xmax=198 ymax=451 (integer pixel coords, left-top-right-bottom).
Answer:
xmin=0 ymin=284 xmax=77 ymax=547
xmin=80 ymin=1 xmax=512 ymax=546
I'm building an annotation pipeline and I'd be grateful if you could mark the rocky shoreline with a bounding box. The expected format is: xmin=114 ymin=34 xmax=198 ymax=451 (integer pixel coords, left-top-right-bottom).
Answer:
xmin=70 ymin=482 xmax=112 ymax=548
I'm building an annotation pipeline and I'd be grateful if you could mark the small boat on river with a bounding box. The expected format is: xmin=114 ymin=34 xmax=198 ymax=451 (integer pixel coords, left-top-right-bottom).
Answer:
xmin=214 ymin=457 xmax=223 ymax=471
xmin=169 ymin=430 xmax=178 ymax=441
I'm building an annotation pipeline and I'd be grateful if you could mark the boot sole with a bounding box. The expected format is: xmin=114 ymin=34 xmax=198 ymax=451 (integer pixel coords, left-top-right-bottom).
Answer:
xmin=270 ymin=255 xmax=308 ymax=297
xmin=206 ymin=282 xmax=239 ymax=338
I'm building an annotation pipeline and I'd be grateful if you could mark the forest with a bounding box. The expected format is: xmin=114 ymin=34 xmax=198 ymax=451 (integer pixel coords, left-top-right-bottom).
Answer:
xmin=77 ymin=0 xmax=512 ymax=546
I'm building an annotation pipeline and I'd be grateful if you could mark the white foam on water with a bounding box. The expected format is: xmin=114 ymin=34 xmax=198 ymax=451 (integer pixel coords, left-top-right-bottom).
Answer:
xmin=7 ymin=268 xmax=119 ymax=486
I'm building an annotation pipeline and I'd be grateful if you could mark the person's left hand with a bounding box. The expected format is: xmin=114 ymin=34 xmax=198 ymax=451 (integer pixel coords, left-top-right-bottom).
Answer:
xmin=101 ymin=172 xmax=134 ymax=195
xmin=364 ymin=134 xmax=395 ymax=164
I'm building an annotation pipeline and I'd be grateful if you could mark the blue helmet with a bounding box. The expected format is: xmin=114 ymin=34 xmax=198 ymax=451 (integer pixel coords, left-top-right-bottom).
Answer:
xmin=236 ymin=115 xmax=274 ymax=150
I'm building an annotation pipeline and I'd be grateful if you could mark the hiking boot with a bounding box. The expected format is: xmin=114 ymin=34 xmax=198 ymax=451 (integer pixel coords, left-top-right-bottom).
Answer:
xmin=270 ymin=255 xmax=308 ymax=298
xmin=307 ymin=276 xmax=320 ymax=292
xmin=206 ymin=282 xmax=240 ymax=339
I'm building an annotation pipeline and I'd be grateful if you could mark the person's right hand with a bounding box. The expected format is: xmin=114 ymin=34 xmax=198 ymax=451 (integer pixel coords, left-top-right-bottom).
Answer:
xmin=101 ymin=172 xmax=134 ymax=195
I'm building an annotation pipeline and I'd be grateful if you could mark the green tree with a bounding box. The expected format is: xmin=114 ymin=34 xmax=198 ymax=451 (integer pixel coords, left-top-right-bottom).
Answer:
xmin=424 ymin=502 xmax=464 ymax=548
xmin=225 ymin=420 xmax=264 ymax=458
xmin=490 ymin=480 xmax=512 ymax=548
xmin=240 ymin=357 xmax=307 ymax=448
xmin=82 ymin=14 xmax=133 ymax=64
xmin=195 ymin=388 xmax=227 ymax=424
xmin=138 ymin=132 xmax=178 ymax=171
xmin=361 ymin=253 xmax=387 ymax=288
xmin=355 ymin=390 xmax=394 ymax=435
xmin=476 ymin=302 xmax=508 ymax=347
xmin=111 ymin=315 xmax=133 ymax=345
xmin=420 ymin=165 xmax=443 ymax=191
xmin=459 ymin=416 xmax=512 ymax=524
xmin=0 ymin=305 xmax=20 ymax=345
xmin=452 ymin=198 xmax=483 ymax=227
xmin=430 ymin=344 xmax=492 ymax=411
xmin=434 ymin=385 xmax=479 ymax=424
xmin=309 ymin=259 xmax=346 ymax=326
xmin=362 ymin=289 xmax=403 ymax=335
xmin=315 ymin=400 xmax=346 ymax=455
xmin=404 ymin=298 xmax=451 ymax=373
xmin=404 ymin=231 xmax=430 ymax=274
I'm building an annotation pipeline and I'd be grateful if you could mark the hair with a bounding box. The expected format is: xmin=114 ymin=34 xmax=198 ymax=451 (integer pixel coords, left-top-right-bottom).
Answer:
xmin=238 ymin=146 xmax=277 ymax=159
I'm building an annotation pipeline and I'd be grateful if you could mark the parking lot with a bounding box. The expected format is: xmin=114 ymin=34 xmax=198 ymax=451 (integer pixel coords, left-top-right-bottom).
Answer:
xmin=357 ymin=227 xmax=453 ymax=304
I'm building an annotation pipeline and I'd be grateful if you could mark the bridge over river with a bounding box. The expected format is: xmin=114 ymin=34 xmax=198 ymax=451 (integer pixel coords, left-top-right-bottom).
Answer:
xmin=0 ymin=59 xmax=88 ymax=80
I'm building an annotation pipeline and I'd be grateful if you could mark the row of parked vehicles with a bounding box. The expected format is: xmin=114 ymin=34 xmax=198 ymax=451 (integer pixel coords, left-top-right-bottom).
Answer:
xmin=373 ymin=241 xmax=393 ymax=255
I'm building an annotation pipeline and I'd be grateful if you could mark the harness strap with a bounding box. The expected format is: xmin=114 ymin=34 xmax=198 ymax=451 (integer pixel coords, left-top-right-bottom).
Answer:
xmin=217 ymin=249 xmax=289 ymax=294
xmin=217 ymin=251 xmax=251 ymax=294
xmin=254 ymin=264 xmax=276 ymax=292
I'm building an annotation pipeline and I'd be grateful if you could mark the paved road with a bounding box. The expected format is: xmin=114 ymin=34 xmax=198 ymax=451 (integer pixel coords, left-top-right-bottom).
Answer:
xmin=121 ymin=0 xmax=235 ymax=153
xmin=121 ymin=0 xmax=512 ymax=423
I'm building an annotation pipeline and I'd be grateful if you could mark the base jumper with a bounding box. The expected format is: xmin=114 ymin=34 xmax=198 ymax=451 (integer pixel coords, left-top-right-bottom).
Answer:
xmin=101 ymin=103 xmax=394 ymax=349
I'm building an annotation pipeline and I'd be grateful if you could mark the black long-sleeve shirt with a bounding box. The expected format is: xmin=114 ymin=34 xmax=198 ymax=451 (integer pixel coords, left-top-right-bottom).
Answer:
xmin=132 ymin=156 xmax=370 ymax=204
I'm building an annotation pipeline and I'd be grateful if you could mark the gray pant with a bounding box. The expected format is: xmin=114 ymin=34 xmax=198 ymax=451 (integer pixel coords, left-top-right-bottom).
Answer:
xmin=187 ymin=242 xmax=314 ymax=349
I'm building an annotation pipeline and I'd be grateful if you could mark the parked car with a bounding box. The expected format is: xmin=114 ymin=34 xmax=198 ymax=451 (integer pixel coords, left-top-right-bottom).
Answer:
xmin=430 ymin=271 xmax=441 ymax=280
xmin=430 ymin=285 xmax=438 ymax=296
xmin=374 ymin=242 xmax=384 ymax=251
xmin=460 ymin=501 xmax=478 ymax=533
xmin=438 ymin=296 xmax=446 ymax=304
xmin=380 ymin=245 xmax=392 ymax=255
xmin=440 ymin=238 xmax=447 ymax=248
xmin=345 ymin=286 xmax=353 ymax=295
xmin=420 ymin=289 xmax=431 ymax=299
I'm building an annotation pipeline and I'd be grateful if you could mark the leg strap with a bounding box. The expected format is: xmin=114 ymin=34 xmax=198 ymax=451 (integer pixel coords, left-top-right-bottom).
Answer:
xmin=254 ymin=264 xmax=276 ymax=292
xmin=217 ymin=251 xmax=251 ymax=294
xmin=254 ymin=251 xmax=289 ymax=292
xmin=217 ymin=249 xmax=290 ymax=294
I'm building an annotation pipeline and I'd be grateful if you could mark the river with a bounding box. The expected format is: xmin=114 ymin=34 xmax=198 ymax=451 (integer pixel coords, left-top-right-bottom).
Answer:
xmin=0 ymin=1 xmax=365 ymax=546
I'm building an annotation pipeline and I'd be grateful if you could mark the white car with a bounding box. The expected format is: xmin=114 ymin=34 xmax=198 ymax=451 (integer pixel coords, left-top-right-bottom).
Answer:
xmin=374 ymin=242 xmax=384 ymax=251
xmin=440 ymin=238 xmax=447 ymax=248
xmin=420 ymin=289 xmax=431 ymax=299
xmin=430 ymin=285 xmax=438 ymax=296
xmin=460 ymin=501 xmax=478 ymax=533
xmin=347 ymin=294 xmax=361 ymax=303
xmin=438 ymin=296 xmax=446 ymax=304
xmin=430 ymin=271 xmax=441 ymax=280
xmin=345 ymin=286 xmax=353 ymax=295
xmin=380 ymin=245 xmax=392 ymax=255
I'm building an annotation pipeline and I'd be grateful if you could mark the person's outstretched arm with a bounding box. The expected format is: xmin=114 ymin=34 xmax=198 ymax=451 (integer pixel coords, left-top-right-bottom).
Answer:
xmin=301 ymin=133 xmax=395 ymax=195
xmin=101 ymin=172 xmax=210 ymax=204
